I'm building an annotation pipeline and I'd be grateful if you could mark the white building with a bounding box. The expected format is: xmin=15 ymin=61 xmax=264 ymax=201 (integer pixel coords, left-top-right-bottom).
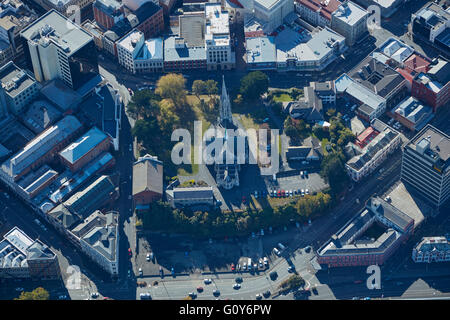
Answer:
xmin=70 ymin=210 xmax=119 ymax=276
xmin=331 ymin=1 xmax=368 ymax=46
xmin=117 ymin=29 xmax=163 ymax=74
xmin=345 ymin=119 xmax=401 ymax=182
xmin=0 ymin=61 xmax=39 ymax=116
xmin=276 ymin=26 xmax=346 ymax=71
xmin=20 ymin=10 xmax=99 ymax=92
xmin=253 ymin=0 xmax=294 ymax=33
xmin=205 ymin=3 xmax=235 ymax=71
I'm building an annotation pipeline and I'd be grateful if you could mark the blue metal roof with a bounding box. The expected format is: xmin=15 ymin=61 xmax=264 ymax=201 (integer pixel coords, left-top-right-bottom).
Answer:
xmin=60 ymin=127 xmax=108 ymax=164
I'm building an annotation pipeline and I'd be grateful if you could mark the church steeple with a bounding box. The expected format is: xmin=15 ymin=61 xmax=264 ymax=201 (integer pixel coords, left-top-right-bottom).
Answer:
xmin=219 ymin=75 xmax=232 ymax=127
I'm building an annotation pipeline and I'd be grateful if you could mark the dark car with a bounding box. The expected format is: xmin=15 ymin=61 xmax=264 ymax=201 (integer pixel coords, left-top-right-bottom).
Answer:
xmin=235 ymin=277 xmax=243 ymax=283
xmin=269 ymin=271 xmax=278 ymax=280
xmin=263 ymin=290 xmax=271 ymax=298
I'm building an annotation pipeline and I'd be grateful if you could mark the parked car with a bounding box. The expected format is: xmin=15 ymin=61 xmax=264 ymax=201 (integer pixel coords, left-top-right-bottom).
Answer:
xmin=188 ymin=292 xmax=197 ymax=299
xmin=256 ymin=293 xmax=262 ymax=300
xmin=273 ymin=248 xmax=281 ymax=256
xmin=140 ymin=293 xmax=152 ymax=300
xmin=263 ymin=290 xmax=271 ymax=298
xmin=213 ymin=289 xmax=220 ymax=297
xmin=139 ymin=268 xmax=143 ymax=276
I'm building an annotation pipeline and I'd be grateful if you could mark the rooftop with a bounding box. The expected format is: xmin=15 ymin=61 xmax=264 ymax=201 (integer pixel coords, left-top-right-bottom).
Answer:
xmin=335 ymin=73 xmax=385 ymax=115
xmin=297 ymin=0 xmax=342 ymax=20
xmin=21 ymin=99 xmax=62 ymax=134
xmin=246 ymin=36 xmax=277 ymax=64
xmin=347 ymin=120 xmax=399 ymax=171
xmin=378 ymin=37 xmax=414 ymax=63
xmin=59 ymin=127 xmax=109 ymax=165
xmin=133 ymin=154 xmax=163 ymax=196
xmin=71 ymin=210 xmax=118 ymax=262
xmin=403 ymin=53 xmax=431 ymax=73
xmin=164 ymin=36 xmax=206 ymax=62
xmin=1 ymin=115 xmax=82 ymax=179
xmin=64 ymin=175 xmax=116 ymax=218
xmin=408 ymin=124 xmax=450 ymax=163
xmin=0 ymin=61 xmax=36 ymax=98
xmin=21 ymin=10 xmax=93 ymax=56
xmin=393 ymin=96 xmax=434 ymax=130
xmin=171 ymin=186 xmax=214 ymax=200
xmin=414 ymin=236 xmax=450 ymax=253
xmin=349 ymin=56 xmax=405 ymax=98
xmin=332 ymin=0 xmax=367 ymax=26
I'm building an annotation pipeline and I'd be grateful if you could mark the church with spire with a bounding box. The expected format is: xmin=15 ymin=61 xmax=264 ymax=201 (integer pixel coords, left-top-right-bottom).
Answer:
xmin=208 ymin=76 xmax=248 ymax=190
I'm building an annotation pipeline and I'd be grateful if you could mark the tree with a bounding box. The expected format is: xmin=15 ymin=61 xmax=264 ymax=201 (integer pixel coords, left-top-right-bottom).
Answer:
xmin=192 ymin=80 xmax=207 ymax=99
xmin=15 ymin=287 xmax=49 ymax=300
xmin=127 ymin=89 xmax=161 ymax=120
xmin=156 ymin=73 xmax=187 ymax=108
xmin=240 ymin=71 xmax=269 ymax=101
xmin=205 ymin=79 xmax=218 ymax=97
xmin=320 ymin=152 xmax=350 ymax=194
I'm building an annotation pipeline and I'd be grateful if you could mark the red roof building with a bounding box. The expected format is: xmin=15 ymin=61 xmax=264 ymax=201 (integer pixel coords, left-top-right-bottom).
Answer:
xmin=404 ymin=54 xmax=431 ymax=74
xmin=356 ymin=126 xmax=379 ymax=148
xmin=295 ymin=0 xmax=342 ymax=27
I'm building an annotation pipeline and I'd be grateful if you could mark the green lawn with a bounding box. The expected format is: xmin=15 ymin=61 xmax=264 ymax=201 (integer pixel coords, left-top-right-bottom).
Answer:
xmin=272 ymin=93 xmax=293 ymax=103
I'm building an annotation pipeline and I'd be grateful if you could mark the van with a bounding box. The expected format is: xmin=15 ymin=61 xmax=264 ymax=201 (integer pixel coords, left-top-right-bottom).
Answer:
xmin=273 ymin=248 xmax=281 ymax=256
xmin=278 ymin=243 xmax=286 ymax=251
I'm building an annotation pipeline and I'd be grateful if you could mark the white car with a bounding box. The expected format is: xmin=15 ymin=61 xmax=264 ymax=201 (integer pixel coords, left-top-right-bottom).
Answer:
xmin=146 ymin=254 xmax=151 ymax=261
xmin=301 ymin=189 xmax=305 ymax=196
xmin=233 ymin=283 xmax=241 ymax=290
xmin=254 ymin=191 xmax=258 ymax=198
xmin=204 ymin=278 xmax=212 ymax=284
xmin=139 ymin=268 xmax=143 ymax=275
xmin=305 ymin=189 xmax=309 ymax=195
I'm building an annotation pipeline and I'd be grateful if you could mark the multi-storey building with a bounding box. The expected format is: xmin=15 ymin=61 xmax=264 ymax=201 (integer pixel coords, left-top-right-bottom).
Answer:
xmin=412 ymin=236 xmax=450 ymax=263
xmin=93 ymin=0 xmax=123 ymax=30
xmin=253 ymin=0 xmax=294 ymax=34
xmin=0 ymin=115 xmax=82 ymax=184
xmin=0 ymin=0 xmax=38 ymax=66
xmin=345 ymin=119 xmax=401 ymax=182
xmin=70 ymin=210 xmax=119 ymax=276
xmin=411 ymin=2 xmax=450 ymax=59
xmin=349 ymin=56 xmax=408 ymax=110
xmin=317 ymin=197 xmax=414 ymax=267
xmin=117 ymin=29 xmax=163 ymax=73
xmin=295 ymin=0 xmax=342 ymax=28
xmin=123 ymin=1 xmax=164 ymax=39
xmin=401 ymin=124 xmax=450 ymax=207
xmin=391 ymin=96 xmax=434 ymax=132
xmin=20 ymin=10 xmax=99 ymax=91
xmin=30 ymin=0 xmax=94 ymax=17
xmin=0 ymin=227 xmax=60 ymax=279
xmin=411 ymin=58 xmax=450 ymax=112
xmin=0 ymin=61 xmax=39 ymax=116
xmin=59 ymin=126 xmax=111 ymax=172
xmin=331 ymin=1 xmax=368 ymax=46
xmin=205 ymin=3 xmax=235 ymax=71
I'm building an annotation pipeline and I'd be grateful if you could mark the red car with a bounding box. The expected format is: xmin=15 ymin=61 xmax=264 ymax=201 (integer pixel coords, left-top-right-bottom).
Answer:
xmin=281 ymin=190 xmax=286 ymax=197
xmin=231 ymin=263 xmax=235 ymax=271
xmin=128 ymin=248 xmax=132 ymax=256
xmin=197 ymin=286 xmax=204 ymax=292
xmin=277 ymin=190 xmax=281 ymax=197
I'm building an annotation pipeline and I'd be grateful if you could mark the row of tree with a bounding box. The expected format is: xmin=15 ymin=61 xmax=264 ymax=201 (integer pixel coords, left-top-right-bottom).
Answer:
xmin=137 ymin=192 xmax=332 ymax=238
